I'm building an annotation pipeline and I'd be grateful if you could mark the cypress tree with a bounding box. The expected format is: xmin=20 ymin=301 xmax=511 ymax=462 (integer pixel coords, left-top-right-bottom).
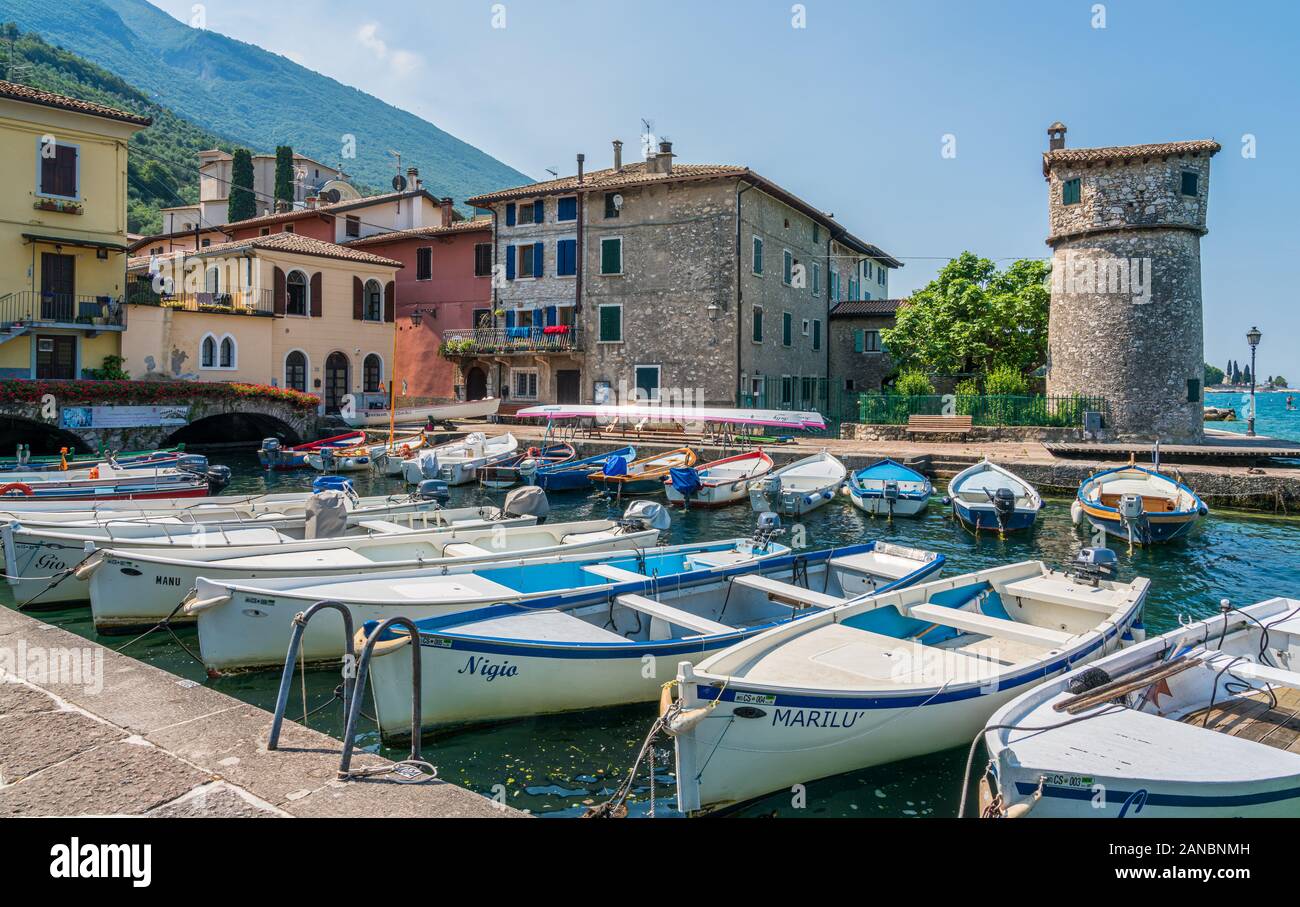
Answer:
xmin=274 ymin=146 xmax=296 ymax=207
xmin=228 ymin=148 xmax=256 ymax=222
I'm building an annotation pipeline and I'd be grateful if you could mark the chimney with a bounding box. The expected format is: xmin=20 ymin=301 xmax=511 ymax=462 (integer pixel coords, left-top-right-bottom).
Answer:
xmin=1047 ymin=122 xmax=1067 ymax=151
xmin=577 ymin=153 xmax=585 ymax=185
xmin=305 ymin=196 xmax=318 ymax=210
xmin=407 ymin=166 xmax=420 ymax=190
xmin=612 ymin=139 xmax=623 ymax=172
xmin=656 ymin=140 xmax=674 ymax=175
xmin=440 ymin=197 xmax=454 ymax=227
xmin=274 ymin=199 xmax=291 ymax=214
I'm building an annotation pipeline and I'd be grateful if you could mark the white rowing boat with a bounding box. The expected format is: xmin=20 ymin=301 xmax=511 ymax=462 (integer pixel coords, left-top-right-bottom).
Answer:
xmin=980 ymin=596 xmax=1300 ymax=818
xmin=304 ymin=432 xmax=427 ymax=472
xmin=667 ymin=554 xmax=1150 ymax=814
xmin=747 ymin=451 xmax=846 ymax=516
xmin=341 ymin=397 xmax=500 ymax=428
xmin=664 ymin=450 xmax=774 ymax=508
xmin=401 ymin=432 xmax=518 ymax=485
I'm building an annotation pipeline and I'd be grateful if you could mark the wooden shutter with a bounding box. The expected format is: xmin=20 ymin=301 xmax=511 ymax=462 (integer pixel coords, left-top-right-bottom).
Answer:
xmin=534 ymin=200 xmax=544 ymax=223
xmin=384 ymin=281 xmax=396 ymax=322
xmin=273 ymin=267 xmax=286 ymax=316
xmin=532 ymin=241 xmax=544 ymax=278
xmin=545 ymin=306 xmax=557 ymax=327
xmin=352 ymin=276 xmax=363 ymax=320
xmin=505 ymin=245 xmax=516 ymax=281
xmin=505 ymin=310 xmax=515 ymax=328
xmin=309 ymin=272 xmax=322 ymax=317
xmin=505 ymin=203 xmax=516 ymax=226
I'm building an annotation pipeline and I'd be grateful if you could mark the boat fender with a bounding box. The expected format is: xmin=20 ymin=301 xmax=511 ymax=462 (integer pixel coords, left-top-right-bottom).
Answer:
xmin=658 ymin=680 xmax=676 ymax=717
xmin=1066 ymin=666 xmax=1112 ymax=695
xmin=1198 ymin=504 xmax=1209 ymax=516
xmin=354 ymin=624 xmax=411 ymax=658
xmin=181 ymin=590 xmax=232 ymax=615
xmin=664 ymin=706 xmax=711 ymax=736
xmin=1070 ymin=499 xmax=1083 ymax=525
xmin=803 ymin=495 xmax=814 ymax=506
xmin=821 ymin=490 xmax=833 ymax=500
xmin=72 ymin=550 xmax=106 ymax=580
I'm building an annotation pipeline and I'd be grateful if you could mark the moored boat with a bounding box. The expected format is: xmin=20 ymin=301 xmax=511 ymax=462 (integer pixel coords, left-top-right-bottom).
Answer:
xmin=667 ymin=552 xmax=1150 ymax=815
xmin=363 ymin=538 xmax=943 ymax=735
xmin=1071 ymin=464 xmax=1207 ymax=546
xmin=664 ymin=449 xmax=773 ymax=508
xmin=846 ymin=458 xmax=932 ymax=518
xmin=305 ymin=432 xmax=427 ymax=472
xmin=0 ymin=462 xmax=219 ymax=502
xmin=980 ymin=595 xmax=1300 ymax=818
xmin=258 ymin=432 xmax=366 ymax=470
xmin=947 ymin=459 xmax=1042 ymax=534
xmin=591 ymin=448 xmax=697 ymax=495
xmin=341 ymin=397 xmax=500 ymax=428
xmin=747 ymin=450 xmax=845 ymax=516
xmin=400 ymin=432 xmax=518 ymax=485
xmin=478 ymin=443 xmax=576 ymax=490
xmin=534 ymin=446 xmax=636 ymax=492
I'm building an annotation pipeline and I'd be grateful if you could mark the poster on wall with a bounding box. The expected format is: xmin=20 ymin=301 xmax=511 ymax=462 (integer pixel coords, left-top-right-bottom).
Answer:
xmin=59 ymin=406 xmax=190 ymax=430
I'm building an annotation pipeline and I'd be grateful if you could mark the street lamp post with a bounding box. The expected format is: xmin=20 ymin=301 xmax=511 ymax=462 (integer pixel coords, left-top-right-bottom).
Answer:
xmin=1246 ymin=326 xmax=1262 ymax=438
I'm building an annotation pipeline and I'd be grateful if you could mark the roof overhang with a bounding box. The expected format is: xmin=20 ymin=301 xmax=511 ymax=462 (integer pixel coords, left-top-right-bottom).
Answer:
xmin=22 ymin=233 xmax=130 ymax=253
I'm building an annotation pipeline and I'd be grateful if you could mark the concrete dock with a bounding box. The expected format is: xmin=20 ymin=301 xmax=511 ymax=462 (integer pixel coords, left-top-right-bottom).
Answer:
xmin=0 ymin=606 xmax=521 ymax=818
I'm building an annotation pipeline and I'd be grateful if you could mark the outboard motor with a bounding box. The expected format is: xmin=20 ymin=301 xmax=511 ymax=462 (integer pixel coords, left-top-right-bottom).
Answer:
xmin=205 ymin=464 xmax=232 ymax=493
xmin=177 ymin=453 xmax=210 ymax=473
xmin=1068 ymin=546 xmax=1119 ymax=586
xmin=620 ymin=500 xmax=671 ymax=533
xmin=304 ymin=489 xmax=349 ymax=540
xmin=752 ymin=511 xmax=785 ymax=550
xmin=882 ymin=479 xmax=900 ymax=521
xmin=414 ymin=478 xmax=450 ymax=504
xmin=312 ymin=475 xmax=355 ymax=498
xmin=1118 ymin=494 xmax=1144 ymax=522
xmin=990 ymin=486 xmax=1016 ymax=532
xmin=501 ymin=485 xmax=549 ymax=523
xmin=420 ymin=453 xmax=440 ymax=480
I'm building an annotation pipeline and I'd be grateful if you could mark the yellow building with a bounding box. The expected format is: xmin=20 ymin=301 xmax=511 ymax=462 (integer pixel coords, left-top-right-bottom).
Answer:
xmin=0 ymin=80 xmax=150 ymax=379
xmin=124 ymin=232 xmax=401 ymax=414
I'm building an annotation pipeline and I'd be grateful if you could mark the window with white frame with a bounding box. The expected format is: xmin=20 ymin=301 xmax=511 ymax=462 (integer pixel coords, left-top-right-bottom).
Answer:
xmin=218 ymin=335 xmax=236 ymax=368
xmin=812 ymin=262 xmax=821 ymax=296
xmin=752 ymin=236 xmax=764 ymax=275
xmin=285 ymin=350 xmax=308 ymax=391
xmin=598 ymin=304 xmax=622 ymax=342
xmin=364 ymin=279 xmax=383 ymax=321
xmin=200 ymin=334 xmax=216 ymax=368
xmin=286 ymin=270 xmax=308 ymax=316
xmin=511 ymin=368 xmax=539 ymax=400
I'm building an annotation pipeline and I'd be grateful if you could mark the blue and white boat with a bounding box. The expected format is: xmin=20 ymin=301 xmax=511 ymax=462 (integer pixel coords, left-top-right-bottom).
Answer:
xmin=362 ymin=539 xmax=944 ymax=735
xmin=668 ymin=555 xmax=1150 ymax=815
xmin=189 ymin=531 xmax=790 ymax=673
xmin=1071 ymin=465 xmax=1207 ymax=546
xmin=846 ymin=458 xmax=932 ymax=518
xmin=981 ymin=595 xmax=1300 ymax=818
xmin=948 ymin=459 xmax=1042 ymax=534
xmin=535 ymin=446 xmax=636 ymax=492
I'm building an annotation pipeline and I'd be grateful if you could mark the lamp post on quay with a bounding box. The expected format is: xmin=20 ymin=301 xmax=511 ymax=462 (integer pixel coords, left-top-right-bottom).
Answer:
xmin=1246 ymin=325 xmax=1262 ymax=438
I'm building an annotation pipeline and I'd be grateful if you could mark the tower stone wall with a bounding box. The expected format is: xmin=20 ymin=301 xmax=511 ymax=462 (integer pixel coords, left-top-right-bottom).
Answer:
xmin=1044 ymin=126 xmax=1219 ymax=443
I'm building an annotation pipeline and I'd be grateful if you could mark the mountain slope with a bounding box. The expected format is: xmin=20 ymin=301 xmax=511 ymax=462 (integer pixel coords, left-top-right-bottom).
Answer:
xmin=0 ymin=0 xmax=531 ymax=206
xmin=1 ymin=23 xmax=232 ymax=234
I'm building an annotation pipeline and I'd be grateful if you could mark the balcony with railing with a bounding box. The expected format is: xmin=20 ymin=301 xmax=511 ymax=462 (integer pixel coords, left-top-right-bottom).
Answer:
xmin=440 ymin=326 xmax=584 ymax=357
xmin=0 ymin=291 xmax=127 ymax=331
xmin=126 ymin=284 xmax=276 ymax=317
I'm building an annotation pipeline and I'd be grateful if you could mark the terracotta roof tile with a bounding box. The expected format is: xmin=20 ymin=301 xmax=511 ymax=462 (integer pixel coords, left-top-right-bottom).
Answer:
xmin=345 ymin=216 xmax=493 ymax=247
xmin=223 ymin=188 xmax=438 ymax=231
xmin=130 ymin=232 xmax=402 ymax=269
xmin=0 ymin=79 xmax=152 ymax=126
xmin=1043 ymin=139 xmax=1221 ymax=177
xmin=829 ymin=298 xmax=906 ymax=318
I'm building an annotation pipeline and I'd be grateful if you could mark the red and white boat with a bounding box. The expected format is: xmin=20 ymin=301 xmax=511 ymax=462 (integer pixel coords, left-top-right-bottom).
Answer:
xmin=257 ymin=431 xmax=366 ymax=471
xmin=0 ymin=463 xmax=216 ymax=502
xmin=663 ymin=450 xmax=774 ymax=508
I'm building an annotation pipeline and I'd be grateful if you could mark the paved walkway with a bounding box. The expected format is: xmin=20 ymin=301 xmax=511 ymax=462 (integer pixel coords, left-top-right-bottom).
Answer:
xmin=0 ymin=607 xmax=521 ymax=818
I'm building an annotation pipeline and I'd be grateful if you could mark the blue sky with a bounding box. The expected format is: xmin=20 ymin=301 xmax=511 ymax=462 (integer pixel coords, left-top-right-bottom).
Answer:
xmin=151 ymin=0 xmax=1300 ymax=382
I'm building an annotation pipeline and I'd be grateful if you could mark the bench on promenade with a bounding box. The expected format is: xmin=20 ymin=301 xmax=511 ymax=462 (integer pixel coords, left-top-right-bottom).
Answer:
xmin=906 ymin=414 xmax=973 ymax=440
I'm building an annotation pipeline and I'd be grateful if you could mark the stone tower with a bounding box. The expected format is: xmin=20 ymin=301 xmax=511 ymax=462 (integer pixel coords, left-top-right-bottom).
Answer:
xmin=1043 ymin=123 xmax=1220 ymax=443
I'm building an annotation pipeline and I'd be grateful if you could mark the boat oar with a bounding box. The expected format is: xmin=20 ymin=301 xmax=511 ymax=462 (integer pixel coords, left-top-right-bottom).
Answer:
xmin=1054 ymin=655 xmax=1202 ymax=715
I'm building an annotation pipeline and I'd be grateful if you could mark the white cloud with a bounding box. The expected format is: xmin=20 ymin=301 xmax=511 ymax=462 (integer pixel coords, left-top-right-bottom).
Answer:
xmin=356 ymin=22 xmax=424 ymax=77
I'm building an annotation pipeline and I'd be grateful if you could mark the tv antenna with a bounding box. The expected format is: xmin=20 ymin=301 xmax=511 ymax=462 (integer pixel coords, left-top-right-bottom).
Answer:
xmin=545 ymin=167 xmax=558 ymax=179
xmin=641 ymin=118 xmax=656 ymax=158
xmin=388 ymin=149 xmax=406 ymax=192
xmin=2 ymin=34 xmax=31 ymax=82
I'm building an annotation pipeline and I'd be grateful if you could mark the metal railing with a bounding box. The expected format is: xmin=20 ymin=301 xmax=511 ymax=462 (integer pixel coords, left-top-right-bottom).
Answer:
xmin=125 ymin=285 xmax=275 ymax=316
xmin=856 ymin=393 xmax=1109 ymax=427
xmin=0 ymin=290 xmax=127 ymax=328
xmin=440 ymin=326 xmax=584 ymax=356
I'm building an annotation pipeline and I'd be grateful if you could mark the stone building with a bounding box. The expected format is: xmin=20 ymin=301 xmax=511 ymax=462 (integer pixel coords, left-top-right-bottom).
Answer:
xmin=1043 ymin=122 xmax=1219 ymax=442
xmin=828 ymin=298 xmax=904 ymax=393
xmin=458 ymin=141 xmax=899 ymax=410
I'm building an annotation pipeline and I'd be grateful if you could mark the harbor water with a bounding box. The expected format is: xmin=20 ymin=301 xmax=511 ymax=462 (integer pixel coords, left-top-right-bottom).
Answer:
xmin=5 ymin=450 xmax=1300 ymax=818
xmin=1206 ymin=390 xmax=1300 ymax=442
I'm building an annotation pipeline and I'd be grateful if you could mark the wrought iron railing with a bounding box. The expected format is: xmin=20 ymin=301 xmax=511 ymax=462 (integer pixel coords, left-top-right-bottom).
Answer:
xmin=125 ymin=285 xmax=275 ymax=316
xmin=440 ymin=326 xmax=584 ymax=356
xmin=0 ymin=290 xmax=127 ymax=329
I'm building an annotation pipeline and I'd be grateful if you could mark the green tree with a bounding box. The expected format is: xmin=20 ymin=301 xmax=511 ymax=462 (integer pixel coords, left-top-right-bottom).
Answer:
xmin=894 ymin=370 xmax=935 ymax=396
xmin=1274 ymin=375 xmax=1288 ymax=388
xmin=274 ymin=145 xmax=296 ymax=207
xmin=228 ymin=148 xmax=256 ymax=221
xmin=1204 ymin=363 xmax=1225 ymax=386
xmin=880 ymin=252 xmax=1049 ymax=377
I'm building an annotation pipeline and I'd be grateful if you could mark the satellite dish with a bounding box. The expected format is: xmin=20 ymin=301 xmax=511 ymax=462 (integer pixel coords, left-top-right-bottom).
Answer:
xmin=320 ymin=188 xmax=341 ymax=204
xmin=612 ymin=194 xmax=624 ymax=210
xmin=392 ymin=174 xmax=408 ymax=192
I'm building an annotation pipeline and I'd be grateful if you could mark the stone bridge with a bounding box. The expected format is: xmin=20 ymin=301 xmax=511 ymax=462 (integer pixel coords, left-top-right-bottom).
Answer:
xmin=0 ymin=392 xmax=319 ymax=455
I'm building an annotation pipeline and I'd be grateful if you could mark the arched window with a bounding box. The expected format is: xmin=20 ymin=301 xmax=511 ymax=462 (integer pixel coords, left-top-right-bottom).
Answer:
xmin=205 ymin=266 xmax=220 ymax=295
xmin=219 ymin=335 xmax=236 ymax=369
xmin=284 ymin=350 xmax=307 ymax=392
xmin=363 ymin=353 xmax=383 ymax=393
xmin=287 ymin=270 xmax=308 ymax=316
xmin=200 ymin=334 xmax=216 ymax=368
xmin=364 ymin=279 xmax=382 ymax=322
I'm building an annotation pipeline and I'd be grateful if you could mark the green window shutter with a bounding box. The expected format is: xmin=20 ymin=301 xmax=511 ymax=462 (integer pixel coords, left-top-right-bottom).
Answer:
xmin=783 ymin=250 xmax=792 ymax=285
xmin=601 ymin=238 xmax=622 ymax=274
xmin=753 ymin=236 xmax=763 ymax=274
xmin=782 ymin=312 xmax=792 ymax=346
xmin=1062 ymin=178 xmax=1081 ymax=205
xmin=599 ymin=305 xmax=622 ymax=342
xmin=752 ymin=308 xmax=763 ymax=342
xmin=813 ymin=319 xmax=821 ymax=351
xmin=854 ymin=329 xmax=864 ymax=353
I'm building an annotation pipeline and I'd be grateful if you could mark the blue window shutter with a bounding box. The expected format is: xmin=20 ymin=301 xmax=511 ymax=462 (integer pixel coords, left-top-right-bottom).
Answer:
xmin=505 ymin=310 xmax=515 ymax=328
xmin=558 ymin=197 xmax=577 ymax=221
xmin=505 ymin=245 xmax=516 ymax=280
xmin=505 ymin=203 xmax=516 ymax=226
xmin=532 ymin=241 xmax=544 ymax=278
xmin=534 ymin=200 xmax=544 ymax=223
xmin=546 ymin=305 xmax=557 ymax=326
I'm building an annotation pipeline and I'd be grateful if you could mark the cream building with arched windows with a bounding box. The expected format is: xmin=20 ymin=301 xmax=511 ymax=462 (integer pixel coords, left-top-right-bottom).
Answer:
xmin=122 ymin=232 xmax=400 ymax=414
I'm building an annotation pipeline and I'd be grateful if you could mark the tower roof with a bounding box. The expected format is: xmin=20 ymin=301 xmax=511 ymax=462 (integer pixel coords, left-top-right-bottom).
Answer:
xmin=1043 ymin=139 xmax=1220 ymax=177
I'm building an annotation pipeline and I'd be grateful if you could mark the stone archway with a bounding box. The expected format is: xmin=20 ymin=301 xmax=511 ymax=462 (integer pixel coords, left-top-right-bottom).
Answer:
xmin=163 ymin=411 xmax=302 ymax=448
xmin=0 ymin=416 xmax=95 ymax=456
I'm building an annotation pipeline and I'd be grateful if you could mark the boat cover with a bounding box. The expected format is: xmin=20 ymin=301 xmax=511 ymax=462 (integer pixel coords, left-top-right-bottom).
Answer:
xmin=670 ymin=467 xmax=702 ymax=496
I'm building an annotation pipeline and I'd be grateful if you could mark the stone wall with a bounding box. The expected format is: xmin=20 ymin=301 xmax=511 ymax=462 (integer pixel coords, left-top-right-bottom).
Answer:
xmin=828 ymin=314 xmax=895 ymax=392
xmin=840 ymin=422 xmax=1089 ymax=443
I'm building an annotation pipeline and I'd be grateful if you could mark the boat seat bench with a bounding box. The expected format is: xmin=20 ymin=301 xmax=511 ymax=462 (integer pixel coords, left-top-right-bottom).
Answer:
xmin=731 ymin=574 xmax=843 ymax=609
xmin=997 ymin=575 xmax=1128 ymax=615
xmin=441 ymin=542 xmax=494 ymax=558
xmin=355 ymin=519 xmax=417 ymax=534
xmin=907 ymin=603 xmax=1074 ymax=647
xmin=582 ymin=563 xmax=647 ymax=582
xmin=615 ymin=594 xmax=736 ymax=636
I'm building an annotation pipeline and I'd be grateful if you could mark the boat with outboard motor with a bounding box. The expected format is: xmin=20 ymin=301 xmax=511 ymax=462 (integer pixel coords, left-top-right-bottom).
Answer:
xmin=341 ymin=397 xmax=500 ymax=428
xmin=1 ymin=446 xmax=194 ymax=473
xmin=980 ymin=594 xmax=1300 ymax=818
xmin=362 ymin=531 xmax=943 ymax=735
xmin=664 ymin=450 xmax=773 ymax=508
xmin=747 ymin=451 xmax=845 ymax=516
xmin=1072 ymin=464 xmax=1207 ymax=546
xmin=478 ymin=443 xmax=576 ymax=490
xmin=666 ymin=549 xmax=1150 ymax=815
xmin=305 ymin=431 xmax=427 ymax=472
xmin=590 ymin=448 xmax=697 ymax=495
xmin=534 ymin=446 xmax=636 ymax=492
xmin=846 ymin=458 xmax=932 ymax=518
xmin=0 ymin=460 xmax=228 ymax=502
xmin=947 ymin=460 xmax=1042 ymax=534
xmin=401 ymin=432 xmax=519 ymax=485
xmin=258 ymin=432 xmax=366 ymax=471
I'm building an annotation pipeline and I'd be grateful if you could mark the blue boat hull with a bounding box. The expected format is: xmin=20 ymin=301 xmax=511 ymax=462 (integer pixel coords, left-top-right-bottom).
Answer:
xmin=1084 ymin=513 xmax=1199 ymax=545
xmin=952 ymin=500 xmax=1038 ymax=532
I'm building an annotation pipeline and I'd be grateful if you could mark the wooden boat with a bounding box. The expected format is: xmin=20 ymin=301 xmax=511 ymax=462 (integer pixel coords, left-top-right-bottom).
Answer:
xmin=846 ymin=458 xmax=932 ymax=518
xmin=590 ymin=448 xmax=697 ymax=495
xmin=86 ymin=511 xmax=665 ymax=632
xmin=2 ymin=501 xmax=525 ymax=606
xmin=668 ymin=556 xmax=1150 ymax=815
xmin=0 ymin=447 xmax=190 ymax=473
xmin=341 ymin=397 xmax=500 ymax=428
xmin=305 ymin=432 xmax=426 ymax=472
xmin=1071 ymin=465 xmax=1207 ymax=546
xmin=534 ymin=446 xmax=636 ymax=492
xmin=0 ymin=463 xmax=215 ymax=502
xmin=747 ymin=451 xmax=846 ymax=516
xmin=478 ymin=443 xmax=576 ymax=490
xmin=981 ymin=596 xmax=1300 ymax=818
xmin=364 ymin=541 xmax=943 ymax=735
xmin=258 ymin=432 xmax=365 ymax=470
xmin=664 ymin=450 xmax=774 ymax=508
xmin=948 ymin=460 xmax=1042 ymax=534
xmin=189 ymin=535 xmax=790 ymax=673
xmin=400 ymin=432 xmax=519 ymax=485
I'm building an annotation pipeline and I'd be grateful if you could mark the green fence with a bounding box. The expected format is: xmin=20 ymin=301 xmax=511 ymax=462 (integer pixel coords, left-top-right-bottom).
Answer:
xmin=737 ymin=376 xmax=857 ymax=431
xmin=856 ymin=394 xmax=1108 ymax=427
